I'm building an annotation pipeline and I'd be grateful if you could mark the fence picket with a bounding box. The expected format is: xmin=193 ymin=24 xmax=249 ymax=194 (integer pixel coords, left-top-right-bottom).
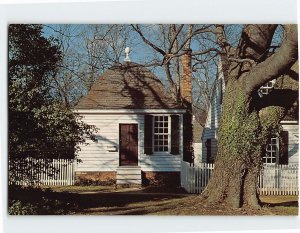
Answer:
xmin=9 ymin=158 xmax=75 ymax=186
xmin=181 ymin=161 xmax=298 ymax=195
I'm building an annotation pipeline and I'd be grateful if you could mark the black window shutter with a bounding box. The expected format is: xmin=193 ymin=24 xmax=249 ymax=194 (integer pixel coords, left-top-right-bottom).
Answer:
xmin=206 ymin=139 xmax=212 ymax=163
xmin=171 ymin=115 xmax=180 ymax=155
xmin=219 ymin=79 xmax=223 ymax=104
xmin=279 ymin=131 xmax=289 ymax=165
xmin=144 ymin=115 xmax=153 ymax=155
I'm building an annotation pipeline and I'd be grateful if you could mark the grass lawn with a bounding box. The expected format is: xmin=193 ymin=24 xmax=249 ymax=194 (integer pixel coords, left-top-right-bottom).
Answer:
xmin=48 ymin=185 xmax=298 ymax=215
xmin=9 ymin=185 xmax=298 ymax=215
xmin=259 ymin=195 xmax=298 ymax=215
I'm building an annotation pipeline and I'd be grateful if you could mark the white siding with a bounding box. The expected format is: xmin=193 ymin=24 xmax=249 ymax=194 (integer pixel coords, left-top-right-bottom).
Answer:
xmin=282 ymin=122 xmax=299 ymax=164
xmin=193 ymin=142 xmax=202 ymax=164
xmin=201 ymin=60 xmax=225 ymax=163
xmin=77 ymin=114 xmax=141 ymax=172
xmin=77 ymin=113 xmax=183 ymax=172
xmin=140 ymin=154 xmax=181 ymax=171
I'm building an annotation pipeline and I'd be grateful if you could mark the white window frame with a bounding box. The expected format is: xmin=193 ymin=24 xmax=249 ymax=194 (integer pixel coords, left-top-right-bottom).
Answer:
xmin=263 ymin=137 xmax=279 ymax=164
xmin=258 ymin=79 xmax=276 ymax=97
xmin=152 ymin=115 xmax=171 ymax=154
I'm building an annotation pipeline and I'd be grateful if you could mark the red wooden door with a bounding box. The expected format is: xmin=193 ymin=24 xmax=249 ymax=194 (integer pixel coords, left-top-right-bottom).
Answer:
xmin=119 ymin=124 xmax=138 ymax=166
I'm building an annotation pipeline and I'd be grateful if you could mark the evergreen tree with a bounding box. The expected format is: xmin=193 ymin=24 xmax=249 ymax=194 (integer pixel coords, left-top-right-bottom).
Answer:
xmin=8 ymin=24 xmax=96 ymax=183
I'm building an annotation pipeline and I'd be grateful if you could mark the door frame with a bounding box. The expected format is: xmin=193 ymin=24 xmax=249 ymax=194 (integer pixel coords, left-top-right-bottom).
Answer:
xmin=119 ymin=123 xmax=139 ymax=166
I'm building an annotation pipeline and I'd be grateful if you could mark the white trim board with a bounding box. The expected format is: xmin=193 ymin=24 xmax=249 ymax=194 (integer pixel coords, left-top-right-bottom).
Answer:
xmin=74 ymin=109 xmax=186 ymax=114
xmin=280 ymin=121 xmax=298 ymax=124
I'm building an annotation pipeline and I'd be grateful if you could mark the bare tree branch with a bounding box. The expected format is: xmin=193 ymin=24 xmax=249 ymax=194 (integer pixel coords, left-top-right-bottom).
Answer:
xmin=170 ymin=24 xmax=181 ymax=91
xmin=215 ymin=24 xmax=231 ymax=54
xmin=131 ymin=24 xmax=166 ymax=56
xmin=245 ymin=24 xmax=298 ymax=95
xmin=163 ymin=48 xmax=218 ymax=65
xmin=164 ymin=62 xmax=177 ymax=96
xmin=168 ymin=24 xmax=184 ymax=53
xmin=228 ymin=57 xmax=255 ymax=65
xmin=184 ymin=24 xmax=194 ymax=49
xmin=176 ymin=26 xmax=214 ymax=54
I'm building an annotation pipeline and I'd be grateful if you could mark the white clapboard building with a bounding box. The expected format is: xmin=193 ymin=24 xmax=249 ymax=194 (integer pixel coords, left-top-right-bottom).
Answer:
xmin=201 ymin=59 xmax=299 ymax=165
xmin=74 ymin=50 xmax=189 ymax=186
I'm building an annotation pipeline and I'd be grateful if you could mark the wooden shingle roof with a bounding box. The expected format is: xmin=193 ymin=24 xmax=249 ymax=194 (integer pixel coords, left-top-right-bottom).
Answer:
xmin=75 ymin=62 xmax=183 ymax=110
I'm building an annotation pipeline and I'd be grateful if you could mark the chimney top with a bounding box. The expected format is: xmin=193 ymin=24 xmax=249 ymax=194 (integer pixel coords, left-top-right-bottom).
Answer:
xmin=124 ymin=47 xmax=131 ymax=62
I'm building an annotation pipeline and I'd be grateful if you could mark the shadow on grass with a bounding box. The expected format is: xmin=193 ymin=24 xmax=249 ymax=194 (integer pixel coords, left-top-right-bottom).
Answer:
xmin=8 ymin=185 xmax=188 ymax=215
xmin=84 ymin=201 xmax=172 ymax=215
xmin=75 ymin=191 xmax=187 ymax=209
xmin=261 ymin=201 xmax=298 ymax=207
xmin=141 ymin=185 xmax=187 ymax=194
xmin=9 ymin=186 xmax=298 ymax=215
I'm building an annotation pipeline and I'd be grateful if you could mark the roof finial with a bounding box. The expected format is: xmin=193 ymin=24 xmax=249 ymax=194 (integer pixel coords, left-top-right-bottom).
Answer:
xmin=124 ymin=47 xmax=131 ymax=62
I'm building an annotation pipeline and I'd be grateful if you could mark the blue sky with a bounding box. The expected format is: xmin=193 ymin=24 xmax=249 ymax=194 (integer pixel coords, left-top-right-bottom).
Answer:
xmin=40 ymin=24 xmax=283 ymax=106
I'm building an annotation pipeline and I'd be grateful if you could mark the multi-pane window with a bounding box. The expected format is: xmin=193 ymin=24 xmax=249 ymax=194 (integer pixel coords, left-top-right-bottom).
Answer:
xmin=263 ymin=137 xmax=279 ymax=164
xmin=258 ymin=80 xmax=276 ymax=97
xmin=153 ymin=116 xmax=169 ymax=152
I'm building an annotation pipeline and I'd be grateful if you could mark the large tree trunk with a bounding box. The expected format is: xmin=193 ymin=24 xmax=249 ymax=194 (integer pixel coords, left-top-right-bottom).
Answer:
xmin=201 ymin=24 xmax=298 ymax=209
xmin=202 ymin=80 xmax=262 ymax=208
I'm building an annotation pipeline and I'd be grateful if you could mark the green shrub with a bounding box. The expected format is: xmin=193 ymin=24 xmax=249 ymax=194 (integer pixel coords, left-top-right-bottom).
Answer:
xmin=8 ymin=200 xmax=37 ymax=215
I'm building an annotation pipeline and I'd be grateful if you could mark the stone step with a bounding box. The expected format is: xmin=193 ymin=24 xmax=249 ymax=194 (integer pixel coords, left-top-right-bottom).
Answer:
xmin=116 ymin=174 xmax=141 ymax=180
xmin=117 ymin=167 xmax=141 ymax=175
xmin=117 ymin=171 xmax=141 ymax=176
xmin=116 ymin=179 xmax=142 ymax=185
xmin=117 ymin=166 xmax=141 ymax=169
xmin=116 ymin=166 xmax=142 ymax=185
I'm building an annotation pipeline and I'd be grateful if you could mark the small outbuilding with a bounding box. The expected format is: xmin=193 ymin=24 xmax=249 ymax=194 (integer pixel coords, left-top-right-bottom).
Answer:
xmin=74 ymin=59 xmax=186 ymax=186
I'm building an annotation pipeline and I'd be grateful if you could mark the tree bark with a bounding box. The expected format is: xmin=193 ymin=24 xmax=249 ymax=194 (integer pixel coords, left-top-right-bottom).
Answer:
xmin=201 ymin=24 xmax=298 ymax=209
xmin=201 ymin=81 xmax=262 ymax=208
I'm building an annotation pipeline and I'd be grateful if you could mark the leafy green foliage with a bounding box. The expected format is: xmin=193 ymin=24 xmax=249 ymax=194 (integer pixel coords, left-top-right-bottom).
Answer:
xmin=8 ymin=200 xmax=37 ymax=215
xmin=8 ymin=24 xmax=97 ymax=183
xmin=217 ymin=83 xmax=262 ymax=164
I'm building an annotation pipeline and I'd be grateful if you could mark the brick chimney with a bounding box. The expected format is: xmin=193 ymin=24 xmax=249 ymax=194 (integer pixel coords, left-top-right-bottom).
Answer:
xmin=180 ymin=48 xmax=194 ymax=164
xmin=180 ymin=48 xmax=192 ymax=105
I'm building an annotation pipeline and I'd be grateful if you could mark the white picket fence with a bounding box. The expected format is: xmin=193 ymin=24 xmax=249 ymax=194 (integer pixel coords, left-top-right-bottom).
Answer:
xmin=181 ymin=161 xmax=299 ymax=195
xmin=9 ymin=158 xmax=76 ymax=186
xmin=259 ymin=164 xmax=298 ymax=195
xmin=181 ymin=161 xmax=214 ymax=193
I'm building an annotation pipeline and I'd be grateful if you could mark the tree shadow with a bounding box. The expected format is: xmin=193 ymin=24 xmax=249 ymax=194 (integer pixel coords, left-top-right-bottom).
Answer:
xmin=84 ymin=200 xmax=175 ymax=215
xmin=9 ymin=184 xmax=189 ymax=215
xmin=261 ymin=200 xmax=298 ymax=208
xmin=119 ymin=63 xmax=173 ymax=109
xmin=74 ymin=189 xmax=187 ymax=209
